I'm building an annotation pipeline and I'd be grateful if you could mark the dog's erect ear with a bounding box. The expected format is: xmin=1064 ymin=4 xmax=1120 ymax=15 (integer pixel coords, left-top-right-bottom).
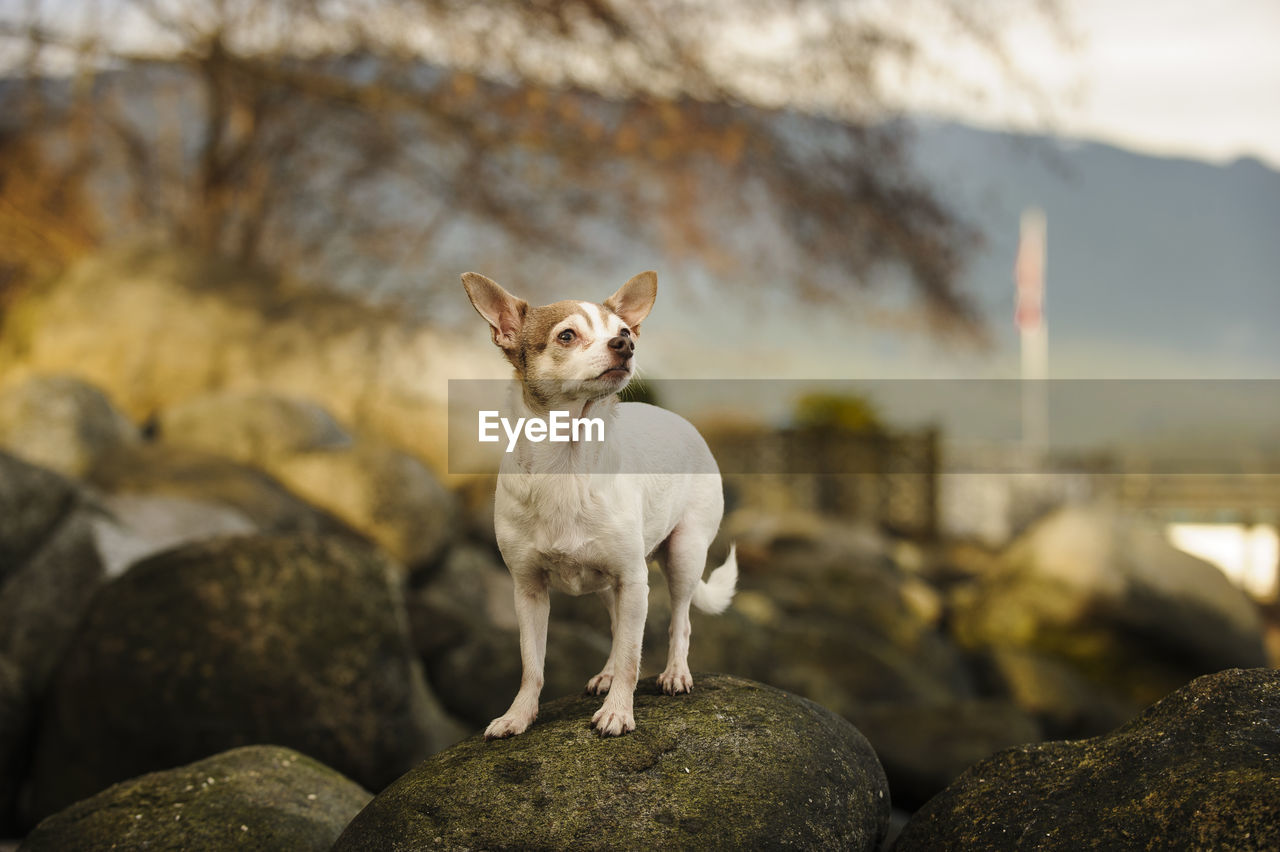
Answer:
xmin=461 ymin=272 xmax=528 ymax=350
xmin=604 ymin=270 xmax=657 ymax=332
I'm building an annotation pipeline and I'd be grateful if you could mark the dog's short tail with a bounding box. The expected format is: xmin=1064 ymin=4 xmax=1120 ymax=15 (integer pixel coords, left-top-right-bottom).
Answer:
xmin=691 ymin=544 xmax=738 ymax=615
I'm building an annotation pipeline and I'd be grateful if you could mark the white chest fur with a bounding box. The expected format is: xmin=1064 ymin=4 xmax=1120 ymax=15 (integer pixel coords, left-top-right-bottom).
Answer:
xmin=494 ymin=472 xmax=646 ymax=593
xmin=491 ymin=401 xmax=724 ymax=592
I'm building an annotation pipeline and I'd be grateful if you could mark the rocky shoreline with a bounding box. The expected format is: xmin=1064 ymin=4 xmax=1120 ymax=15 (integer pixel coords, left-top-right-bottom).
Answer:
xmin=0 ymin=366 xmax=1275 ymax=849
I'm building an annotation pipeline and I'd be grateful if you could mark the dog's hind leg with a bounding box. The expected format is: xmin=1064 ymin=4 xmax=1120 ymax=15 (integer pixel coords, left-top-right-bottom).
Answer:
xmin=657 ymin=524 xmax=708 ymax=695
xmin=586 ymin=588 xmax=617 ymax=695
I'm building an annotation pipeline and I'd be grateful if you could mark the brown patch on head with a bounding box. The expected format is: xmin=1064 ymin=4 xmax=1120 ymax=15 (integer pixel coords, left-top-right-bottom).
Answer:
xmin=522 ymin=301 xmax=592 ymax=352
xmin=515 ymin=301 xmax=592 ymax=376
xmin=596 ymin=303 xmax=633 ymax=337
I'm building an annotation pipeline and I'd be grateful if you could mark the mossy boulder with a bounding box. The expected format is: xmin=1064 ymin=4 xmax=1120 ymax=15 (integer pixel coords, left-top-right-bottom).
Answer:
xmin=20 ymin=746 xmax=370 ymax=852
xmin=894 ymin=668 xmax=1280 ymax=851
xmin=27 ymin=535 xmax=460 ymax=822
xmin=333 ymin=674 xmax=890 ymax=851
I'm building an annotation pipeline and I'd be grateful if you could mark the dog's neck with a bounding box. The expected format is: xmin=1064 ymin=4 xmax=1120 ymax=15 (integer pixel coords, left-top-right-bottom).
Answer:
xmin=506 ymin=381 xmax=621 ymax=475
xmin=517 ymin=385 xmax=606 ymax=422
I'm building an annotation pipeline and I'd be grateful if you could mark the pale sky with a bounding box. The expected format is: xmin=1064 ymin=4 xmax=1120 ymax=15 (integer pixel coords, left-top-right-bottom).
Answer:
xmin=885 ymin=0 xmax=1280 ymax=169
xmin=3 ymin=1 xmax=1277 ymax=168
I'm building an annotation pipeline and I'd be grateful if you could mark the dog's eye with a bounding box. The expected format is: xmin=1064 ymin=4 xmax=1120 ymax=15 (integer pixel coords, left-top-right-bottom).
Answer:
xmin=619 ymin=327 xmax=631 ymax=337
xmin=557 ymin=329 xmax=576 ymax=343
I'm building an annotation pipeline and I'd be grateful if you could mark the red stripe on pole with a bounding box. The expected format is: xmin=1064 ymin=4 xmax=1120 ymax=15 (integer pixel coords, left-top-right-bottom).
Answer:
xmin=1014 ymin=208 xmax=1046 ymax=332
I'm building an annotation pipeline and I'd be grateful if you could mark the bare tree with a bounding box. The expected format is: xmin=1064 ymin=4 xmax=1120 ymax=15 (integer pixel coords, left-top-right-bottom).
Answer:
xmin=0 ymin=0 xmax=1065 ymax=330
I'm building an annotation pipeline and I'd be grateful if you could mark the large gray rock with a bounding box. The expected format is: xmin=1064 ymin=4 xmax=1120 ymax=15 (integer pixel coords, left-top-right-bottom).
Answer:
xmin=853 ymin=699 xmax=1042 ymax=811
xmin=27 ymin=535 xmax=461 ymax=822
xmin=268 ymin=439 xmax=457 ymax=569
xmin=333 ymin=674 xmax=891 ymax=851
xmin=951 ymin=503 xmax=1267 ymax=708
xmin=976 ymin=646 xmax=1138 ymax=739
xmin=0 ymin=451 xmax=78 ymax=583
xmin=0 ymin=454 xmax=105 ymax=832
xmin=408 ymin=545 xmax=517 ymax=659
xmin=427 ymin=621 xmax=613 ymax=726
xmin=0 ymin=375 xmax=137 ymax=478
xmin=83 ymin=442 xmax=365 ymax=577
xmin=157 ymin=391 xmax=459 ymax=567
xmin=86 ymin=443 xmax=352 ymax=539
xmin=707 ymin=510 xmax=974 ymax=708
xmin=895 ymin=668 xmax=1280 ymax=851
xmin=89 ymin=492 xmax=258 ymax=577
xmin=0 ymin=655 xmax=28 ymax=834
xmin=155 ymin=389 xmax=351 ymax=463
xmin=0 ymin=507 xmax=103 ymax=695
xmin=20 ymin=746 xmax=371 ymax=852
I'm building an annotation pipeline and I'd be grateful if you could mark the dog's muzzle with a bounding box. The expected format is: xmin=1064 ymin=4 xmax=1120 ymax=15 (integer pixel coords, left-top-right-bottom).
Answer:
xmin=608 ymin=335 xmax=635 ymax=359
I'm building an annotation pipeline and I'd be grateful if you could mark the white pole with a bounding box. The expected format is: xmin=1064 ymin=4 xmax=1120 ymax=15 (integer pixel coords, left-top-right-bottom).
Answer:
xmin=1015 ymin=207 xmax=1048 ymax=459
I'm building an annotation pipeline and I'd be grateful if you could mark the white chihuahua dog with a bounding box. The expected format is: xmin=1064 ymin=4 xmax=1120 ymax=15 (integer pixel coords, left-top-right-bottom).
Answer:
xmin=461 ymin=270 xmax=737 ymax=738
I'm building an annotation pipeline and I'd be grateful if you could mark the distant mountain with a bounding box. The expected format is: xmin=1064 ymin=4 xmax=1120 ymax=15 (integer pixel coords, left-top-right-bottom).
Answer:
xmin=904 ymin=120 xmax=1280 ymax=377
xmin=5 ymin=65 xmax=1277 ymax=379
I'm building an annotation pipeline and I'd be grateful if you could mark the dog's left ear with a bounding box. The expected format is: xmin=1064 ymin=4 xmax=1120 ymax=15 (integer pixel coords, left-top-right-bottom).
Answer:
xmin=604 ymin=270 xmax=657 ymax=333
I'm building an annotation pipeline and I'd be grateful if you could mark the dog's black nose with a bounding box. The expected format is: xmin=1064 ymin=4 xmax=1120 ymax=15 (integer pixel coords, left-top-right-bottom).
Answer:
xmin=608 ymin=335 xmax=635 ymax=358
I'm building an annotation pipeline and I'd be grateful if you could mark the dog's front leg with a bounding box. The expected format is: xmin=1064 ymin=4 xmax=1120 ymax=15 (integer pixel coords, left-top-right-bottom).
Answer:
xmin=590 ymin=576 xmax=648 ymax=736
xmin=485 ymin=573 xmax=550 ymax=739
xmin=586 ymin=588 xmax=617 ymax=694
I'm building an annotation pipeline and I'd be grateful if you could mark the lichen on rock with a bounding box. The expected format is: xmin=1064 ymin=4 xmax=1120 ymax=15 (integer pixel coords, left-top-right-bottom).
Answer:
xmin=333 ymin=673 xmax=891 ymax=851
xmin=20 ymin=745 xmax=371 ymax=852
xmin=894 ymin=668 xmax=1280 ymax=851
xmin=25 ymin=534 xmax=460 ymax=822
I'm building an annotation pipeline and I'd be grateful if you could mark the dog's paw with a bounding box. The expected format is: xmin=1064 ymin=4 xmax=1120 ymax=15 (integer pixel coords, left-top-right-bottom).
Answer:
xmin=586 ymin=672 xmax=614 ymax=695
xmin=591 ymin=704 xmax=635 ymax=737
xmin=658 ymin=669 xmax=694 ymax=695
xmin=484 ymin=713 xmax=533 ymax=740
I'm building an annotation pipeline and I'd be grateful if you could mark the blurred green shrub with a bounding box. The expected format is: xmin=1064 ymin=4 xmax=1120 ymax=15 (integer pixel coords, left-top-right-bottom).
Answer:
xmin=792 ymin=392 xmax=884 ymax=434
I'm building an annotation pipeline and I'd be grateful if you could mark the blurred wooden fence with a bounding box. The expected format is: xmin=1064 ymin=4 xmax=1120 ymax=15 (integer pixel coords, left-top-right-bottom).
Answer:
xmin=1114 ymin=473 xmax=1280 ymax=525
xmin=707 ymin=428 xmax=940 ymax=539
